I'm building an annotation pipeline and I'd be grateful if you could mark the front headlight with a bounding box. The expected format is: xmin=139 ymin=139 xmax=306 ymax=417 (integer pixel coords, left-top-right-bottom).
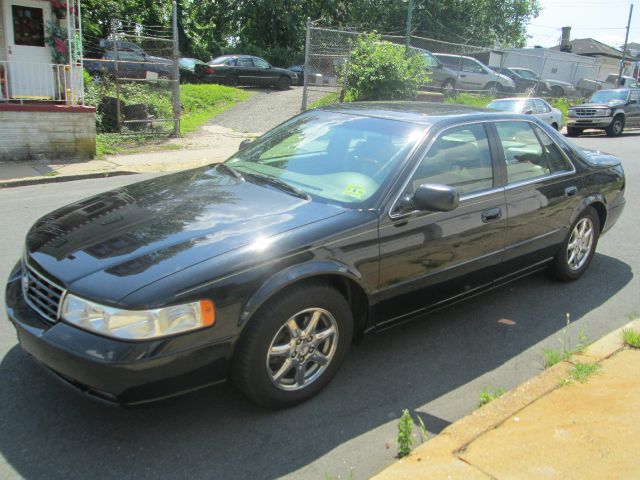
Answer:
xmin=568 ymin=110 xmax=576 ymax=117
xmin=61 ymin=294 xmax=215 ymax=340
xmin=604 ymin=109 xmax=612 ymax=116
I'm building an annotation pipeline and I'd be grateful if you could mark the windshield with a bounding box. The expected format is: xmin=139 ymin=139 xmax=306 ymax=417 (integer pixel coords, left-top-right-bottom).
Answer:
xmin=589 ymin=90 xmax=629 ymax=103
xmin=515 ymin=69 xmax=538 ymax=80
xmin=225 ymin=111 xmax=427 ymax=207
xmin=487 ymin=99 xmax=525 ymax=113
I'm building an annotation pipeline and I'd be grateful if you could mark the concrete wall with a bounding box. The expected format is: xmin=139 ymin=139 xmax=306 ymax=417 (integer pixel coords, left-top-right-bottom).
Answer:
xmin=0 ymin=106 xmax=96 ymax=161
xmin=496 ymin=49 xmax=598 ymax=86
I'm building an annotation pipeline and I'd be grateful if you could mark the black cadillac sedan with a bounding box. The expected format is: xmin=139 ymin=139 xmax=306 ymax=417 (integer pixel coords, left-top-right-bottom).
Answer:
xmin=6 ymin=103 xmax=626 ymax=408
xmin=195 ymin=55 xmax=298 ymax=89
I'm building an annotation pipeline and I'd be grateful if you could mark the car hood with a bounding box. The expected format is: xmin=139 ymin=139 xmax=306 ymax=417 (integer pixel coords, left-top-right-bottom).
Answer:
xmin=147 ymin=55 xmax=171 ymax=64
xmin=546 ymin=79 xmax=572 ymax=87
xmin=26 ymin=166 xmax=346 ymax=301
xmin=580 ymin=100 xmax=626 ymax=108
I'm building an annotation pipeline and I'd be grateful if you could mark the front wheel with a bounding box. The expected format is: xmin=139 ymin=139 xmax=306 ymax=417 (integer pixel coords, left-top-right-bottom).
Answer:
xmin=232 ymin=283 xmax=353 ymax=408
xmin=441 ymin=79 xmax=456 ymax=97
xmin=548 ymin=207 xmax=600 ymax=282
xmin=278 ymin=76 xmax=291 ymax=90
xmin=605 ymin=115 xmax=624 ymax=137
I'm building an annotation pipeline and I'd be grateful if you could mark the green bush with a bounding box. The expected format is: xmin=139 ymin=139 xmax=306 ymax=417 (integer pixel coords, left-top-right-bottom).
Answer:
xmin=346 ymin=33 xmax=428 ymax=101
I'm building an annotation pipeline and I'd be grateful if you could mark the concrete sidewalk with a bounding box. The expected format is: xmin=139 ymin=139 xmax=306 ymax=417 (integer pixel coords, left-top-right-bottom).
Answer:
xmin=373 ymin=318 xmax=640 ymax=479
xmin=0 ymin=124 xmax=258 ymax=188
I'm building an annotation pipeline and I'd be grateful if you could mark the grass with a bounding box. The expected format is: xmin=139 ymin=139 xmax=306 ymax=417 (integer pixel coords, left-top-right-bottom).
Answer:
xmin=561 ymin=362 xmax=600 ymax=385
xmin=541 ymin=314 xmax=589 ymax=369
xmin=477 ymin=387 xmax=506 ymax=408
xmin=622 ymin=328 xmax=640 ymax=348
xmin=307 ymin=91 xmax=352 ymax=109
xmin=88 ymin=82 xmax=252 ymax=156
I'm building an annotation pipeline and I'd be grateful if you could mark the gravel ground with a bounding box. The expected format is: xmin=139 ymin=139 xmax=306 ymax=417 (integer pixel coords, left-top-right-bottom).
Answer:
xmin=209 ymin=86 xmax=329 ymax=133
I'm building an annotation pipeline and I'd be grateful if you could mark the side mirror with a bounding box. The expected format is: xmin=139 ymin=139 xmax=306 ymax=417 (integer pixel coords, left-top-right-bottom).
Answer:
xmin=399 ymin=184 xmax=459 ymax=212
xmin=239 ymin=139 xmax=252 ymax=151
xmin=524 ymin=109 xmax=534 ymax=115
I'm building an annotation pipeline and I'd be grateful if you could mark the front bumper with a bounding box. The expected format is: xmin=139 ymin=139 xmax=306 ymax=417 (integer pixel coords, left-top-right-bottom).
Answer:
xmin=5 ymin=266 xmax=234 ymax=405
xmin=567 ymin=117 xmax=613 ymax=128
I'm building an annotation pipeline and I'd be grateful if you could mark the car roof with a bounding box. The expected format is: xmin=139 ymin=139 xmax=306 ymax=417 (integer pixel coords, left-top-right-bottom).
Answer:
xmin=432 ymin=53 xmax=474 ymax=60
xmin=317 ymin=101 xmax=530 ymax=125
xmin=490 ymin=97 xmax=543 ymax=101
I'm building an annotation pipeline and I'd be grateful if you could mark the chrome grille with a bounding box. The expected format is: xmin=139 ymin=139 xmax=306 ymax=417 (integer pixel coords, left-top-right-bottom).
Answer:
xmin=22 ymin=263 xmax=65 ymax=323
xmin=574 ymin=109 xmax=598 ymax=117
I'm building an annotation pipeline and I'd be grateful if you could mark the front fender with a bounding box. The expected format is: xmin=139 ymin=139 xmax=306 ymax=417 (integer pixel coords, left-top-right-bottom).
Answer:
xmin=238 ymin=260 xmax=369 ymax=328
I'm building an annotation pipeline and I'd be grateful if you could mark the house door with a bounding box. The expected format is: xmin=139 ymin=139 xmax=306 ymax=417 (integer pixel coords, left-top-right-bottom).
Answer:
xmin=3 ymin=0 xmax=56 ymax=99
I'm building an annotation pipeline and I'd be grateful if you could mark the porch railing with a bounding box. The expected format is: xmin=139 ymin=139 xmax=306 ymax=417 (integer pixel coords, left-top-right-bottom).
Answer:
xmin=0 ymin=60 xmax=84 ymax=105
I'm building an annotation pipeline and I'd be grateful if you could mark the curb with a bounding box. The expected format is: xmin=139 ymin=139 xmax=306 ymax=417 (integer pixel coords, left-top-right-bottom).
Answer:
xmin=372 ymin=317 xmax=640 ymax=479
xmin=0 ymin=170 xmax=139 ymax=189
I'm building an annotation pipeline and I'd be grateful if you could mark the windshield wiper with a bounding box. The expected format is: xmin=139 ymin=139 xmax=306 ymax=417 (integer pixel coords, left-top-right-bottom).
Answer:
xmin=242 ymin=171 xmax=310 ymax=200
xmin=216 ymin=163 xmax=244 ymax=180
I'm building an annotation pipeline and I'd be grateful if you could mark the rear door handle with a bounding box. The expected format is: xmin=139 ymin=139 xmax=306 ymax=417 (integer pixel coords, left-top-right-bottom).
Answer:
xmin=565 ymin=186 xmax=578 ymax=197
xmin=481 ymin=207 xmax=502 ymax=223
xmin=460 ymin=74 xmax=467 ymax=78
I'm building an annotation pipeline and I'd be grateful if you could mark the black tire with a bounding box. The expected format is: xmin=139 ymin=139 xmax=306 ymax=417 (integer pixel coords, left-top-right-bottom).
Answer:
xmin=227 ymin=74 xmax=239 ymax=87
xmin=605 ymin=115 xmax=624 ymax=137
xmin=232 ymin=282 xmax=353 ymax=408
xmin=548 ymin=207 xmax=600 ymax=282
xmin=441 ymin=79 xmax=456 ymax=97
xmin=566 ymin=126 xmax=582 ymax=137
xmin=550 ymin=85 xmax=564 ymax=97
xmin=278 ymin=76 xmax=291 ymax=90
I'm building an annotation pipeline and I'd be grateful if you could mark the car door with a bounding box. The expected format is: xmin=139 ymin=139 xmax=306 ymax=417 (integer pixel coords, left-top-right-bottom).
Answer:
xmin=460 ymin=58 xmax=487 ymax=91
xmin=492 ymin=120 xmax=580 ymax=275
xmin=627 ymin=89 xmax=640 ymax=127
xmin=376 ymin=122 xmax=508 ymax=326
xmin=235 ymin=57 xmax=257 ymax=85
xmin=252 ymin=57 xmax=276 ymax=86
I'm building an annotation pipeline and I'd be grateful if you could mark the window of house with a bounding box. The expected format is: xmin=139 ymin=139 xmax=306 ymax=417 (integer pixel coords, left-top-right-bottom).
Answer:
xmin=411 ymin=123 xmax=493 ymax=195
xmin=12 ymin=5 xmax=45 ymax=47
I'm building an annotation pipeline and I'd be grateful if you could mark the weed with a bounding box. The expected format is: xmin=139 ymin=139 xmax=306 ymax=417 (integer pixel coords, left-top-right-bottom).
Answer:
xmin=397 ymin=409 xmax=414 ymax=458
xmin=562 ymin=362 xmax=600 ymax=385
xmin=541 ymin=313 xmax=589 ymax=368
xmin=622 ymin=329 xmax=640 ymax=348
xmin=416 ymin=415 xmax=429 ymax=442
xmin=43 ymin=171 xmax=59 ymax=177
xmin=477 ymin=387 xmax=506 ymax=408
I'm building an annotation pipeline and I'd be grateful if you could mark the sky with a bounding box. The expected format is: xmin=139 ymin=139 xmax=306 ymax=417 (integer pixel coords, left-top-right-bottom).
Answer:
xmin=525 ymin=0 xmax=639 ymax=50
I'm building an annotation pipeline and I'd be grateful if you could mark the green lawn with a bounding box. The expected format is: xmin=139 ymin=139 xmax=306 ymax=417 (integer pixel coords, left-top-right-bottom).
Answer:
xmin=93 ymin=84 xmax=252 ymax=157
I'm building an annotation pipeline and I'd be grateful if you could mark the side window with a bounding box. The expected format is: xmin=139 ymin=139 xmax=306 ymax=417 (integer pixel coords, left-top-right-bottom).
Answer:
xmin=411 ymin=123 xmax=493 ymax=195
xmin=236 ymin=58 xmax=253 ymax=67
xmin=495 ymin=122 xmax=551 ymax=183
xmin=534 ymin=99 xmax=550 ymax=113
xmin=462 ymin=59 xmax=484 ymax=74
xmin=253 ymin=58 xmax=270 ymax=69
xmin=524 ymin=100 xmax=535 ymax=113
xmin=533 ymin=126 xmax=572 ymax=172
xmin=630 ymin=90 xmax=639 ymax=103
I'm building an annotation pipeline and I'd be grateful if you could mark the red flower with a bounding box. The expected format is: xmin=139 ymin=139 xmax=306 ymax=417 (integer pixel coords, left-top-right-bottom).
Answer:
xmin=54 ymin=37 xmax=68 ymax=54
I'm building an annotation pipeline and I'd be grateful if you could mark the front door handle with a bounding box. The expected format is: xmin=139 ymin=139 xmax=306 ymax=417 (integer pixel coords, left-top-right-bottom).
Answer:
xmin=481 ymin=207 xmax=502 ymax=223
xmin=565 ymin=186 xmax=578 ymax=197
xmin=460 ymin=74 xmax=467 ymax=78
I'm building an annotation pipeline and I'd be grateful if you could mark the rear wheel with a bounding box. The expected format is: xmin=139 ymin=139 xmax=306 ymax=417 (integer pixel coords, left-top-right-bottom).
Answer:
xmin=550 ymin=85 xmax=564 ymax=97
xmin=441 ymin=79 xmax=456 ymax=97
xmin=278 ymin=75 xmax=291 ymax=90
xmin=605 ymin=115 xmax=624 ymax=137
xmin=566 ymin=126 xmax=582 ymax=137
xmin=232 ymin=283 xmax=353 ymax=408
xmin=548 ymin=207 xmax=600 ymax=282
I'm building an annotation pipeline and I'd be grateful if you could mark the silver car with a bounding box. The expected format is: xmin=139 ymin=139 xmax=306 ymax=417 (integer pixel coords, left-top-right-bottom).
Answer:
xmin=487 ymin=97 xmax=564 ymax=130
xmin=433 ymin=53 xmax=516 ymax=93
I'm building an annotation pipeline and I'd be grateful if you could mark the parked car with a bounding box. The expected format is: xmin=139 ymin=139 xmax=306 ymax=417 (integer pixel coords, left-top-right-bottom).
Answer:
xmin=567 ymin=88 xmax=640 ymax=137
xmin=487 ymin=97 xmax=563 ymax=130
xmin=407 ymin=48 xmax=458 ymax=95
xmin=577 ymin=74 xmax=639 ymax=97
xmin=196 ymin=55 xmax=297 ymax=89
xmin=179 ymin=57 xmax=205 ymax=83
xmin=7 ymin=103 xmax=625 ymax=408
xmin=84 ymin=50 xmax=173 ymax=81
xmin=492 ymin=67 xmax=550 ymax=95
xmin=433 ymin=53 xmax=515 ymax=93
xmin=507 ymin=68 xmax=576 ymax=97
xmin=288 ymin=64 xmax=305 ymax=85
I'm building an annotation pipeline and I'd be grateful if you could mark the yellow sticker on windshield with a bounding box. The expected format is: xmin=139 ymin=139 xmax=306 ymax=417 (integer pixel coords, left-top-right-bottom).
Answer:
xmin=343 ymin=184 xmax=365 ymax=198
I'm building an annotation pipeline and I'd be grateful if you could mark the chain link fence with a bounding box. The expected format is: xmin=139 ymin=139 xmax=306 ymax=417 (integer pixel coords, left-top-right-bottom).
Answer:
xmin=302 ymin=22 xmax=634 ymax=111
xmin=81 ymin=5 xmax=180 ymax=136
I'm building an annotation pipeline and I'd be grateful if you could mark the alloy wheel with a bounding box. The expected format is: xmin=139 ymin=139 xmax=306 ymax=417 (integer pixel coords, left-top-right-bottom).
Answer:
xmin=266 ymin=308 xmax=338 ymax=391
xmin=566 ymin=217 xmax=595 ymax=271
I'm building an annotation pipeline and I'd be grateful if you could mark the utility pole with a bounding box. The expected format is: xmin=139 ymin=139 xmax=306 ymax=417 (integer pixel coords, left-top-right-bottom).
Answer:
xmin=405 ymin=0 xmax=414 ymax=52
xmin=617 ymin=4 xmax=633 ymax=87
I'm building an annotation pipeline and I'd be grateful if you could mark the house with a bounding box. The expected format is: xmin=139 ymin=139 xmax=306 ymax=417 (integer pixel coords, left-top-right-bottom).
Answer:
xmin=0 ymin=0 xmax=95 ymax=161
xmin=621 ymin=41 xmax=640 ymax=58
